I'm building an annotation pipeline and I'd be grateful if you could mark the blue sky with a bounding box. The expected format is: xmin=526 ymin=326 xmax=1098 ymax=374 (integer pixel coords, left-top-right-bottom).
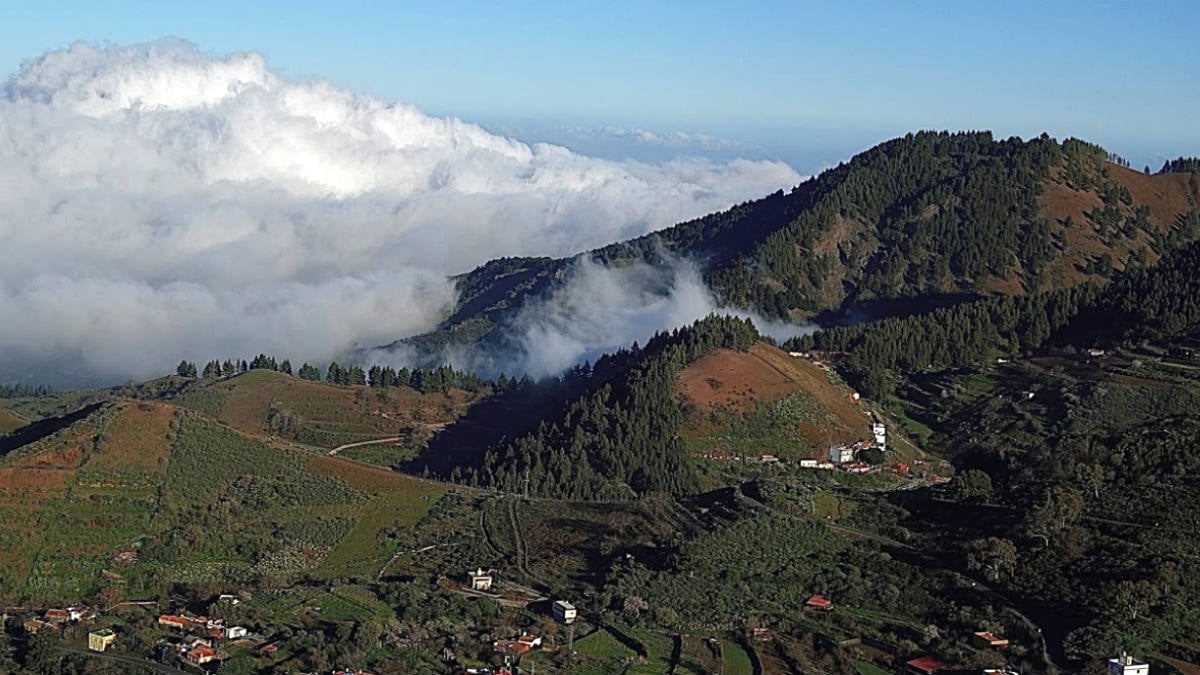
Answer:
xmin=2 ymin=0 xmax=1198 ymax=171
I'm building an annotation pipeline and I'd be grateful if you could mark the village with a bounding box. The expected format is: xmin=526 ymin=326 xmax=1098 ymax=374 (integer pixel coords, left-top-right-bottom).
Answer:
xmin=3 ymin=565 xmax=1157 ymax=675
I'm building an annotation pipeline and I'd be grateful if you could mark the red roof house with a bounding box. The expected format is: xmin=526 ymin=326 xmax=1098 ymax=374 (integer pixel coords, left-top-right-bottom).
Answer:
xmin=44 ymin=609 xmax=71 ymax=623
xmin=906 ymin=656 xmax=947 ymax=674
xmin=805 ymin=595 xmax=834 ymax=611
xmin=186 ymin=645 xmax=217 ymax=665
xmin=159 ymin=615 xmax=189 ymax=630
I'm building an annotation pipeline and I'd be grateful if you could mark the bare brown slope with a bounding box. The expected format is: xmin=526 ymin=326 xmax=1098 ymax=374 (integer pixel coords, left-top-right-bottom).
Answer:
xmin=1034 ymin=165 xmax=1200 ymax=289
xmin=677 ymin=342 xmax=872 ymax=451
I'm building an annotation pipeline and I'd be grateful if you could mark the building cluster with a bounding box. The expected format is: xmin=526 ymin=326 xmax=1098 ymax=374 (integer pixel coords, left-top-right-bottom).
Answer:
xmin=156 ymin=611 xmax=251 ymax=665
xmin=22 ymin=604 xmax=96 ymax=635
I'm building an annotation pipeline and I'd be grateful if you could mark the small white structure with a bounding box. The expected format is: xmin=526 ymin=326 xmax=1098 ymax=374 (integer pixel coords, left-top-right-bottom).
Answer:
xmin=828 ymin=445 xmax=855 ymax=465
xmin=553 ymin=600 xmax=577 ymax=625
xmin=872 ymin=422 xmax=887 ymax=449
xmin=799 ymin=459 xmax=819 ymax=468
xmin=467 ymin=568 xmax=493 ymax=591
xmin=1108 ymin=653 xmax=1149 ymax=675
xmin=225 ymin=626 xmax=247 ymax=639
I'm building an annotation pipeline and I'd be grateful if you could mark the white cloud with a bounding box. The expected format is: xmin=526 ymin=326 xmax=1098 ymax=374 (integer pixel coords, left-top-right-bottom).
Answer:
xmin=379 ymin=257 xmax=814 ymax=380
xmin=0 ymin=39 xmax=801 ymax=383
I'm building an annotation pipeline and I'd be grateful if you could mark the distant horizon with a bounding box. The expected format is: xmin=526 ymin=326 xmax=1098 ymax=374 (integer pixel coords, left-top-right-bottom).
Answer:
xmin=2 ymin=1 xmax=1198 ymax=170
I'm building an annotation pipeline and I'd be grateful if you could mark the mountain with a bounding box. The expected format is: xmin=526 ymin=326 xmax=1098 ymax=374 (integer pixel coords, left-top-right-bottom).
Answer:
xmin=392 ymin=131 xmax=1200 ymax=362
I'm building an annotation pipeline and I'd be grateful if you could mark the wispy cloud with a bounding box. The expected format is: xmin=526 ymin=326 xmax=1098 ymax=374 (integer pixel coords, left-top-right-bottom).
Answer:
xmin=0 ymin=40 xmax=801 ymax=383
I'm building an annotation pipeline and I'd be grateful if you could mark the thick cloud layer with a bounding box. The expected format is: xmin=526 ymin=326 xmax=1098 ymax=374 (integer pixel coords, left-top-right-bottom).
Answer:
xmin=0 ymin=40 xmax=801 ymax=384
xmin=382 ymin=257 xmax=812 ymax=381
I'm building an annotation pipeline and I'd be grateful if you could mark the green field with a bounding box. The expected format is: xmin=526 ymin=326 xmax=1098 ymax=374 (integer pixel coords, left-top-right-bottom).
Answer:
xmin=721 ymin=640 xmax=754 ymax=675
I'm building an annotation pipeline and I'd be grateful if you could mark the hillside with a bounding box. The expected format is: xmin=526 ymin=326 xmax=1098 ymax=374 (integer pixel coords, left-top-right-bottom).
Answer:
xmin=175 ymin=368 xmax=487 ymax=459
xmin=677 ymin=343 xmax=875 ymax=459
xmin=393 ymin=132 xmax=1200 ymax=360
xmin=0 ymin=396 xmax=446 ymax=605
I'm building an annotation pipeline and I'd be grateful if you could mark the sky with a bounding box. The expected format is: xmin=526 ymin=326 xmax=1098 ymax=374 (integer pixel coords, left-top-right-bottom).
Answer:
xmin=2 ymin=1 xmax=1198 ymax=171
xmin=0 ymin=2 xmax=1198 ymax=386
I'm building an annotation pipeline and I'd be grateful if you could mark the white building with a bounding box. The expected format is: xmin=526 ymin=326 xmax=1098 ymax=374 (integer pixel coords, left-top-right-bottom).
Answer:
xmin=828 ymin=445 xmax=855 ymax=464
xmin=553 ymin=600 xmax=577 ymax=625
xmin=1108 ymin=653 xmax=1150 ymax=675
xmin=225 ymin=626 xmax=247 ymax=639
xmin=467 ymin=568 xmax=493 ymax=591
xmin=872 ymin=423 xmax=887 ymax=449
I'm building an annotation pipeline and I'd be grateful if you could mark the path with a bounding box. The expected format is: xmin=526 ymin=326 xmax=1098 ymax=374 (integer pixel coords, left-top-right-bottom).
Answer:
xmin=53 ymin=643 xmax=195 ymax=675
xmin=327 ymin=436 xmax=401 ymax=456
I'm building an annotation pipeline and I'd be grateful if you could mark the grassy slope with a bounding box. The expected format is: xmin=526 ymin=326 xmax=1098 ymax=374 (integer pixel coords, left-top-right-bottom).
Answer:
xmin=0 ymin=408 xmax=28 ymax=435
xmin=175 ymin=369 xmax=479 ymax=449
xmin=0 ymin=395 xmax=450 ymax=603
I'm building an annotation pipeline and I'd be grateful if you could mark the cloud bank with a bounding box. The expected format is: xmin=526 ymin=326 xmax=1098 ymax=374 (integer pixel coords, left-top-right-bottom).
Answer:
xmin=378 ymin=257 xmax=813 ymax=381
xmin=0 ymin=39 xmax=801 ymax=384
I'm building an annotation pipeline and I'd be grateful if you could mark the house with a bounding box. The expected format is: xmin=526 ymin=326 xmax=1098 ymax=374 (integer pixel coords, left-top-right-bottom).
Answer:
xmin=906 ymin=656 xmax=947 ymax=674
xmin=872 ymin=422 xmax=887 ymax=449
xmin=23 ymin=619 xmax=58 ymax=635
xmin=972 ymin=631 xmax=1009 ymax=649
xmin=467 ymin=568 xmax=493 ymax=591
xmin=187 ymin=644 xmax=218 ymax=665
xmin=159 ymin=615 xmax=190 ymax=630
xmin=799 ymin=459 xmax=819 ymax=468
xmin=260 ymin=642 xmax=280 ymax=656
xmin=1107 ymin=653 xmax=1149 ymax=675
xmin=752 ymin=627 xmax=771 ymax=641
xmin=760 ymin=454 xmax=781 ymax=464
xmin=217 ymin=593 xmax=241 ymax=605
xmin=225 ymin=626 xmax=248 ymax=639
xmin=553 ymin=600 xmax=577 ymax=625
xmin=208 ymin=626 xmax=225 ymax=639
xmin=828 ymin=444 xmax=855 ymax=465
xmin=805 ymin=595 xmax=834 ymax=611
xmin=88 ymin=629 xmax=117 ymax=652
xmin=494 ymin=633 xmax=542 ymax=656
xmin=44 ymin=608 xmax=71 ymax=623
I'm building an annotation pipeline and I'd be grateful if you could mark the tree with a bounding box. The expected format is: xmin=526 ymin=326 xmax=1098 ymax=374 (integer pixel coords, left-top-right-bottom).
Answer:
xmin=966 ymin=537 xmax=1017 ymax=582
xmin=1025 ymin=486 xmax=1084 ymax=546
xmin=952 ymin=469 xmax=994 ymax=501
xmin=298 ymin=363 xmax=322 ymax=381
xmin=176 ymin=360 xmax=197 ymax=378
xmin=279 ymin=359 xmax=293 ymax=376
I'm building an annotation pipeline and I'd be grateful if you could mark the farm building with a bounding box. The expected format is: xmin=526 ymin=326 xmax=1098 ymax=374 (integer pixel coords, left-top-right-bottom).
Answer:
xmin=972 ymin=631 xmax=1009 ymax=648
xmin=1107 ymin=653 xmax=1149 ymax=675
xmin=906 ymin=656 xmax=947 ymax=674
xmin=553 ymin=600 xmax=577 ymax=624
xmin=468 ymin=568 xmax=493 ymax=591
xmin=88 ymin=629 xmax=116 ymax=652
xmin=23 ymin=619 xmax=57 ymax=635
xmin=805 ymin=595 xmax=834 ymax=611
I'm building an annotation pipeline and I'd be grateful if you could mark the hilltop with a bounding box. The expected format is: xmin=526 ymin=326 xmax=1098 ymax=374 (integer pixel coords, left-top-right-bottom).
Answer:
xmin=392 ymin=132 xmax=1200 ymax=361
